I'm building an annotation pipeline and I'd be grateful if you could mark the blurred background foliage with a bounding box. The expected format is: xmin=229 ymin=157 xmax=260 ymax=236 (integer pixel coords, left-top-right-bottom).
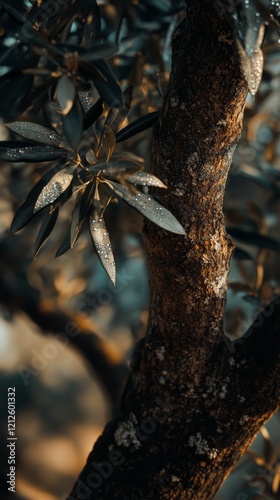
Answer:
xmin=0 ymin=1 xmax=280 ymax=499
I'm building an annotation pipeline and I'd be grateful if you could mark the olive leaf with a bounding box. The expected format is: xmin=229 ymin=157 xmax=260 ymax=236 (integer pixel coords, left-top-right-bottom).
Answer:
xmin=34 ymin=164 xmax=76 ymax=212
xmin=79 ymin=43 xmax=117 ymax=62
xmin=62 ymin=97 xmax=83 ymax=150
xmin=34 ymin=206 xmax=59 ymax=258
xmin=103 ymin=85 xmax=134 ymax=135
xmin=115 ymin=111 xmax=160 ymax=143
xmin=0 ymin=142 xmax=64 ymax=162
xmin=93 ymin=60 xmax=124 ymax=107
xmin=97 ymin=125 xmax=116 ymax=161
xmin=109 ymin=181 xmax=186 ymax=235
xmin=82 ymin=97 xmax=103 ymax=130
xmin=233 ymin=247 xmax=253 ymax=260
xmin=128 ymin=172 xmax=166 ymax=188
xmin=227 ymin=227 xmax=280 ymax=251
xmin=95 ymin=158 xmax=142 ymax=179
xmin=11 ymin=160 xmax=67 ymax=233
xmin=82 ymin=1 xmax=101 ymax=47
xmin=89 ymin=197 xmax=116 ymax=285
xmin=55 ymin=231 xmax=71 ymax=258
xmin=56 ymin=76 xmax=76 ymax=116
xmin=5 ymin=122 xmax=68 ymax=148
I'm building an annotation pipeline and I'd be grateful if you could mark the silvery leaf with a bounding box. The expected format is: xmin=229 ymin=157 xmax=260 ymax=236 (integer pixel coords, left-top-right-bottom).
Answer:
xmin=56 ymin=76 xmax=76 ymax=116
xmin=95 ymin=159 xmax=143 ymax=178
xmin=34 ymin=164 xmax=76 ymax=212
xmin=89 ymin=200 xmax=116 ymax=285
xmin=128 ymin=172 xmax=166 ymax=188
xmin=109 ymin=181 xmax=186 ymax=235
xmin=0 ymin=142 xmax=64 ymax=162
xmin=5 ymin=122 xmax=68 ymax=148
xmin=238 ymin=40 xmax=264 ymax=96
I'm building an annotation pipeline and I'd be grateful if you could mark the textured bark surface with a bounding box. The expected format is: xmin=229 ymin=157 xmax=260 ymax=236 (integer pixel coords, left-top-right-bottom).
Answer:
xmin=67 ymin=2 xmax=280 ymax=499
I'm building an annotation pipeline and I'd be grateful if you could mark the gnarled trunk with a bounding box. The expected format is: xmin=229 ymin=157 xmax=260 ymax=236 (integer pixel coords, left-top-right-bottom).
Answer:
xmin=67 ymin=2 xmax=280 ymax=499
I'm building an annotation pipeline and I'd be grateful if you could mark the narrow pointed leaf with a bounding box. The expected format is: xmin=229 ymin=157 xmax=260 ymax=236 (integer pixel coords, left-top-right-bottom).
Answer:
xmin=95 ymin=159 xmax=143 ymax=178
xmin=79 ymin=182 xmax=95 ymax=219
xmin=70 ymin=191 xmax=88 ymax=247
xmin=55 ymin=231 xmax=71 ymax=257
xmin=0 ymin=1 xmax=26 ymax=23
xmin=63 ymin=98 xmax=83 ymax=150
xmin=89 ymin=202 xmax=116 ymax=285
xmin=82 ymin=97 xmax=103 ymax=130
xmin=78 ymin=87 xmax=95 ymax=113
xmin=128 ymin=172 xmax=166 ymax=188
xmin=115 ymin=111 xmax=160 ymax=143
xmin=233 ymin=247 xmax=253 ymax=260
xmin=44 ymin=100 xmax=64 ymax=136
xmin=5 ymin=122 xmax=68 ymax=148
xmin=11 ymin=161 xmax=66 ymax=233
xmin=34 ymin=206 xmax=59 ymax=258
xmin=70 ymin=205 xmax=82 ymax=248
xmin=56 ymin=76 xmax=76 ymax=116
xmin=98 ymin=125 xmax=116 ymax=161
xmin=227 ymin=227 xmax=280 ymax=251
xmin=34 ymin=164 xmax=76 ymax=212
xmin=79 ymin=43 xmax=117 ymax=62
xmin=0 ymin=142 xmax=65 ymax=162
xmin=93 ymin=61 xmax=124 ymax=107
xmin=109 ymin=181 xmax=186 ymax=235
xmin=102 ymin=85 xmax=133 ymax=137
xmin=82 ymin=2 xmax=101 ymax=47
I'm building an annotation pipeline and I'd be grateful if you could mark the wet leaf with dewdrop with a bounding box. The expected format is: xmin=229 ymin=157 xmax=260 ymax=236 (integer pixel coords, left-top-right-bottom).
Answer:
xmin=244 ymin=0 xmax=263 ymax=58
xmin=34 ymin=164 xmax=76 ymax=212
xmin=237 ymin=25 xmax=265 ymax=96
xmin=94 ymin=160 xmax=143 ymax=180
xmin=128 ymin=172 xmax=167 ymax=188
xmin=11 ymin=160 xmax=67 ymax=233
xmin=109 ymin=181 xmax=186 ymax=235
xmin=89 ymin=198 xmax=116 ymax=284
xmin=0 ymin=142 xmax=64 ymax=162
xmin=5 ymin=122 xmax=68 ymax=148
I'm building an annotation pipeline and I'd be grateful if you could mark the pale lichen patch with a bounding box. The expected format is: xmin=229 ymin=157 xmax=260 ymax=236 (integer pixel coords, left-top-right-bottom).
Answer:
xmin=170 ymin=96 xmax=179 ymax=107
xmin=156 ymin=346 xmax=165 ymax=361
xmin=239 ymin=415 xmax=250 ymax=425
xmin=114 ymin=413 xmax=141 ymax=449
xmin=188 ymin=433 xmax=218 ymax=459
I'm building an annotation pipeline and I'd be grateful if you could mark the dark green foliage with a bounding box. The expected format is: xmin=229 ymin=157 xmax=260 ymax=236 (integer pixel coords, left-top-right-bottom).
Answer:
xmin=0 ymin=0 xmax=188 ymax=282
xmin=0 ymin=0 xmax=279 ymax=283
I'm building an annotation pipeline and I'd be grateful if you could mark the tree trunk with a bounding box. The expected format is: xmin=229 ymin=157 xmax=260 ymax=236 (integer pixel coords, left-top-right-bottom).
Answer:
xmin=67 ymin=2 xmax=280 ymax=499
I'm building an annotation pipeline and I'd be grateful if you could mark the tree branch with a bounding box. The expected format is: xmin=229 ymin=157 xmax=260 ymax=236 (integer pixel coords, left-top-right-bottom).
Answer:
xmin=67 ymin=2 xmax=280 ymax=499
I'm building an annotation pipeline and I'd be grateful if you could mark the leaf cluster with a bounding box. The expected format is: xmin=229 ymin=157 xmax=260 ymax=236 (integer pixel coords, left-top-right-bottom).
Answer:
xmin=0 ymin=0 xmax=185 ymax=283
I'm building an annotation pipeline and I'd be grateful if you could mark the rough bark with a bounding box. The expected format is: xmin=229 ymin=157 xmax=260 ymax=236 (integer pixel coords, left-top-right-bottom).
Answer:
xmin=67 ymin=2 xmax=280 ymax=499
